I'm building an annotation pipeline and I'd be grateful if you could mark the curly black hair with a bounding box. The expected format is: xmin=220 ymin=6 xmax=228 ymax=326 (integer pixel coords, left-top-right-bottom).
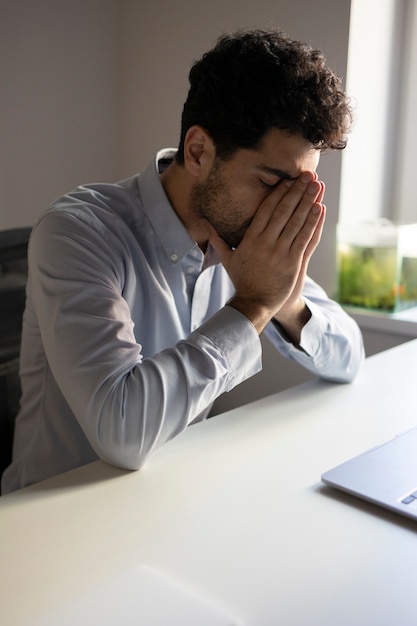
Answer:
xmin=176 ymin=29 xmax=352 ymax=163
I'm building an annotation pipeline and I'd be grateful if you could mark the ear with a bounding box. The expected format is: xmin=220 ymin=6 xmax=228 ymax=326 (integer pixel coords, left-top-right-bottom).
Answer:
xmin=183 ymin=125 xmax=216 ymax=179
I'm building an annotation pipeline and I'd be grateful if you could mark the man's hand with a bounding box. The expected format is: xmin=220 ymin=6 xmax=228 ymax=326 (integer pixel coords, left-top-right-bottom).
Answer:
xmin=209 ymin=170 xmax=326 ymax=338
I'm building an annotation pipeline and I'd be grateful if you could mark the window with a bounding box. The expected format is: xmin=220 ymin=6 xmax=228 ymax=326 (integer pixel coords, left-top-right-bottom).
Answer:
xmin=339 ymin=0 xmax=416 ymax=225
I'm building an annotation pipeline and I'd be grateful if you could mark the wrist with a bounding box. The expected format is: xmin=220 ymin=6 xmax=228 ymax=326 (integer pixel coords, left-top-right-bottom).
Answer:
xmin=274 ymin=298 xmax=311 ymax=346
xmin=227 ymin=296 xmax=273 ymax=335
xmin=275 ymin=297 xmax=310 ymax=325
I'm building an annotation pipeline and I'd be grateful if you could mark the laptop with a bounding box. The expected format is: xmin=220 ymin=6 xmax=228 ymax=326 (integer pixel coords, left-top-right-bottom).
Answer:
xmin=321 ymin=427 xmax=417 ymax=521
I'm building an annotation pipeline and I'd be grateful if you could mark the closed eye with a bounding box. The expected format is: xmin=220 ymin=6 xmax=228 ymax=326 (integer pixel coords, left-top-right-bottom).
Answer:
xmin=259 ymin=179 xmax=281 ymax=190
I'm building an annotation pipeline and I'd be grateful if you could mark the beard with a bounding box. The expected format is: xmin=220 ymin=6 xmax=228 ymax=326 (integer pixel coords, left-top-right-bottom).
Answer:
xmin=189 ymin=160 xmax=252 ymax=249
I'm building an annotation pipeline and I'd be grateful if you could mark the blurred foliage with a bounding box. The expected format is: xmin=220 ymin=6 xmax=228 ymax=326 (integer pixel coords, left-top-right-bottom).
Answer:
xmin=337 ymin=245 xmax=417 ymax=312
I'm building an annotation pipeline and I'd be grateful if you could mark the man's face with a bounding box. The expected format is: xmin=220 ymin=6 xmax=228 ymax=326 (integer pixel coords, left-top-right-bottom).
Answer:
xmin=190 ymin=128 xmax=320 ymax=249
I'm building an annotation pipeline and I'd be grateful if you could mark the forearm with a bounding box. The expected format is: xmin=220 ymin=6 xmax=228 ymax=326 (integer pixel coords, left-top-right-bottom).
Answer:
xmin=29 ymin=214 xmax=262 ymax=471
xmin=38 ymin=301 xmax=262 ymax=470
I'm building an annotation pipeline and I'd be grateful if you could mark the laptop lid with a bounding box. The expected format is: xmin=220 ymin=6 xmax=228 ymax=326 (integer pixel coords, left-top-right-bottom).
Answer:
xmin=321 ymin=427 xmax=417 ymax=521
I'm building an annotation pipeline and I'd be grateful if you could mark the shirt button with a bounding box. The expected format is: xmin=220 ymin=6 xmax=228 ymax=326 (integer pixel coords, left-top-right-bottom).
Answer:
xmin=170 ymin=253 xmax=178 ymax=262
xmin=191 ymin=249 xmax=199 ymax=258
xmin=186 ymin=266 xmax=195 ymax=274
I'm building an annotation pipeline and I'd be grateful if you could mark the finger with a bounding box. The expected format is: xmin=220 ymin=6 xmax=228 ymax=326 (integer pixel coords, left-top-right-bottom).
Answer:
xmin=296 ymin=205 xmax=326 ymax=280
xmin=249 ymin=172 xmax=317 ymax=238
xmin=285 ymin=200 xmax=324 ymax=256
xmin=247 ymin=178 xmax=297 ymax=236
xmin=270 ymin=180 xmax=322 ymax=246
xmin=316 ymin=181 xmax=325 ymax=205
xmin=303 ymin=204 xmax=326 ymax=260
xmin=268 ymin=176 xmax=322 ymax=235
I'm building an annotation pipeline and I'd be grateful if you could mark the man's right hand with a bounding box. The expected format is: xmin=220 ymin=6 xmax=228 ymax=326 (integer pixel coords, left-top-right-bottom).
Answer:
xmin=209 ymin=170 xmax=325 ymax=334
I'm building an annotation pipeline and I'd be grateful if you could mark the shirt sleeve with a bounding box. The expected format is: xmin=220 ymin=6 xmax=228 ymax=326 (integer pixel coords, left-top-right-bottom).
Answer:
xmin=264 ymin=276 xmax=365 ymax=383
xmin=29 ymin=211 xmax=262 ymax=472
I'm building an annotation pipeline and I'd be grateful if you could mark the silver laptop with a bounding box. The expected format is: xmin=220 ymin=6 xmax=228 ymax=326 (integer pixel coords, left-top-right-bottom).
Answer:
xmin=321 ymin=427 xmax=417 ymax=521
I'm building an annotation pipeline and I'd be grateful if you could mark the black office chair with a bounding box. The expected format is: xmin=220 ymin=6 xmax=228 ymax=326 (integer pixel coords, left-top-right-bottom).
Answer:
xmin=0 ymin=227 xmax=31 ymax=487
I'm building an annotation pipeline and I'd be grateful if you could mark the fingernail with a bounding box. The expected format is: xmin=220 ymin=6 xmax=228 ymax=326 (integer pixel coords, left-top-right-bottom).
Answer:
xmin=301 ymin=172 xmax=313 ymax=184
xmin=308 ymin=181 xmax=320 ymax=195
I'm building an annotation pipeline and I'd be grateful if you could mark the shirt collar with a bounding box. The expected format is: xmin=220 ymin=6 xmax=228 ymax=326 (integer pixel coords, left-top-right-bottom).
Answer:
xmin=136 ymin=149 xmax=198 ymax=264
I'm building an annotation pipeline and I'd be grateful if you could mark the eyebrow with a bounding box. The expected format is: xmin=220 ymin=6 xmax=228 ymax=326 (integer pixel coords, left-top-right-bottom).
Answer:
xmin=258 ymin=165 xmax=297 ymax=181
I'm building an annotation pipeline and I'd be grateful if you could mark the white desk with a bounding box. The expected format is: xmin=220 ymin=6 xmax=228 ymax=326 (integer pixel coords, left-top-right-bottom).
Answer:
xmin=2 ymin=340 xmax=417 ymax=625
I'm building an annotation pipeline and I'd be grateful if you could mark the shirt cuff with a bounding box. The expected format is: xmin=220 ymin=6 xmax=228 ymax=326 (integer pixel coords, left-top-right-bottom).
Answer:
xmin=190 ymin=305 xmax=262 ymax=392
xmin=294 ymin=297 xmax=329 ymax=357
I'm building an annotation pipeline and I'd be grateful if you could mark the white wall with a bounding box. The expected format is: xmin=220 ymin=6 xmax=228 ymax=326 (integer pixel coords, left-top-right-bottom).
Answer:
xmin=1 ymin=0 xmax=352 ymax=297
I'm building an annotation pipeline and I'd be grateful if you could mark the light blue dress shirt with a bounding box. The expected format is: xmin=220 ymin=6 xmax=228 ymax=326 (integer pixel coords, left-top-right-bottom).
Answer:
xmin=2 ymin=149 xmax=364 ymax=493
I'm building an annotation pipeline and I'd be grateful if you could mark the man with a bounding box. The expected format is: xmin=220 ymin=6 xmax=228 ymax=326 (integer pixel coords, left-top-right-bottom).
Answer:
xmin=2 ymin=29 xmax=364 ymax=494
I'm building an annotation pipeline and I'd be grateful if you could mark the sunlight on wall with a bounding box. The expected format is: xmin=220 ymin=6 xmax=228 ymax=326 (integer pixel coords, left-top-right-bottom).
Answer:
xmin=339 ymin=0 xmax=398 ymax=224
xmin=393 ymin=1 xmax=417 ymax=223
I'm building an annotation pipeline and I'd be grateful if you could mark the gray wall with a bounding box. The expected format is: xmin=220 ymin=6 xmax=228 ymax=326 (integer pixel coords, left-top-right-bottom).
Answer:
xmin=0 ymin=1 xmax=120 ymax=229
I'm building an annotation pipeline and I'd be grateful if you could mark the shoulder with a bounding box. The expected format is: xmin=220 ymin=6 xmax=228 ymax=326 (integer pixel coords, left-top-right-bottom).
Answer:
xmin=33 ymin=176 xmax=142 ymax=241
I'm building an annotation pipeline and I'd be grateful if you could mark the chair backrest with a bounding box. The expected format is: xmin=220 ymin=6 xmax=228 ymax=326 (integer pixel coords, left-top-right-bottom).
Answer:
xmin=0 ymin=227 xmax=32 ymax=487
